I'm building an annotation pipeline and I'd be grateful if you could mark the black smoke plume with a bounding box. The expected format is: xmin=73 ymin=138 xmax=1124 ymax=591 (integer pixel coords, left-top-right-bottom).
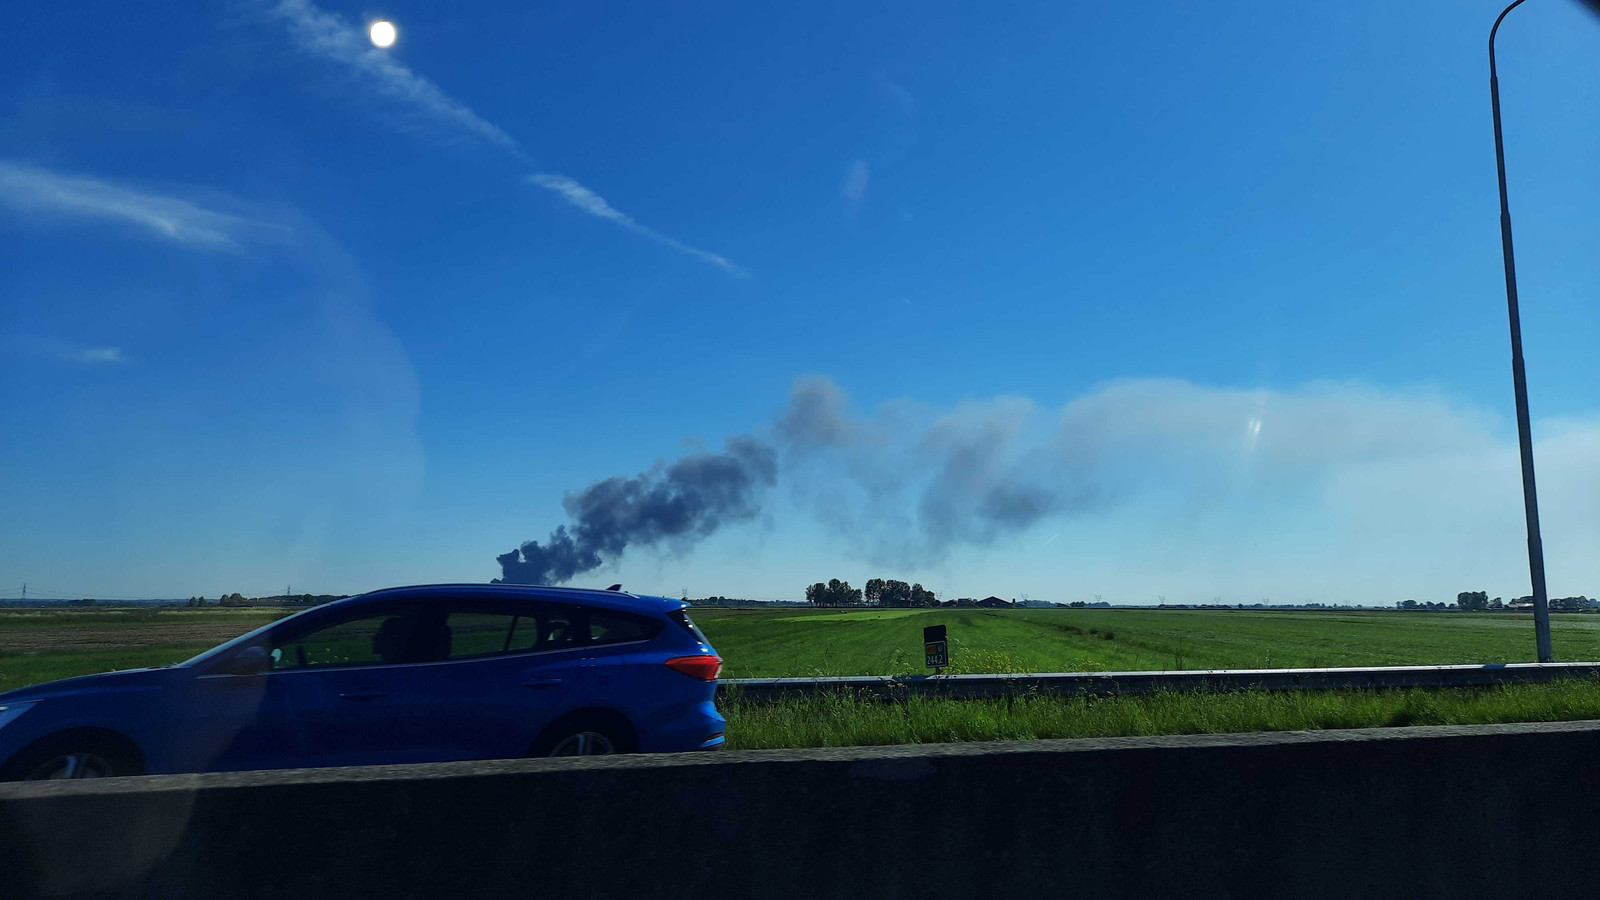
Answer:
xmin=495 ymin=437 xmax=777 ymax=585
xmin=496 ymin=377 xmax=1084 ymax=583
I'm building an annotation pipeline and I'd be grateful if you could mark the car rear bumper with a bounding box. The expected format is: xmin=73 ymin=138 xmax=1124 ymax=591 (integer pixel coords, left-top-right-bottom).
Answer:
xmin=639 ymin=697 xmax=725 ymax=753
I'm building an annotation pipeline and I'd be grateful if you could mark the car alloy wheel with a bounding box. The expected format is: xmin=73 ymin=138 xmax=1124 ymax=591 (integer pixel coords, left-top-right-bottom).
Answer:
xmin=25 ymin=752 xmax=116 ymax=780
xmin=546 ymin=731 xmax=617 ymax=757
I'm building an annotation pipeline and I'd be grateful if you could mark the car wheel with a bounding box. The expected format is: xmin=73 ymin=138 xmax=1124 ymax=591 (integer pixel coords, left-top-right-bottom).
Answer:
xmin=0 ymin=731 xmax=143 ymax=782
xmin=545 ymin=730 xmax=618 ymax=757
xmin=23 ymin=751 xmax=119 ymax=780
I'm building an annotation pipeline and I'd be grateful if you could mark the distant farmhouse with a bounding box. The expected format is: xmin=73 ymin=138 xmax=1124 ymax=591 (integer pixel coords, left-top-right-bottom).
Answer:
xmin=976 ymin=596 xmax=1014 ymax=609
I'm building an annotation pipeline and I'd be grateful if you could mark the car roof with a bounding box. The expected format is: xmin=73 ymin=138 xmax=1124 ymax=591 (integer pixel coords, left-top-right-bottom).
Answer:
xmin=177 ymin=583 xmax=689 ymax=671
xmin=349 ymin=583 xmax=688 ymax=616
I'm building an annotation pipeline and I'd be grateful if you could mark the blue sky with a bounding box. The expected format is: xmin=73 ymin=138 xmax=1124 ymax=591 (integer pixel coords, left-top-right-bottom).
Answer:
xmin=2 ymin=0 xmax=1598 ymax=603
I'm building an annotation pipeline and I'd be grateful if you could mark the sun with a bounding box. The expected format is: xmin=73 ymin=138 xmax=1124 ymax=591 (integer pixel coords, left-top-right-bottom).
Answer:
xmin=369 ymin=20 xmax=397 ymax=49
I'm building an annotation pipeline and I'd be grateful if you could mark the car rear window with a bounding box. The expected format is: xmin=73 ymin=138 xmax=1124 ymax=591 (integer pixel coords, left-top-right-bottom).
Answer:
xmin=668 ymin=609 xmax=709 ymax=645
xmin=587 ymin=611 xmax=660 ymax=646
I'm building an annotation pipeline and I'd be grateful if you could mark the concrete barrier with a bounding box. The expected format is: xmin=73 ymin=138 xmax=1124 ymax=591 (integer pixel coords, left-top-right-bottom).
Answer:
xmin=724 ymin=660 xmax=1600 ymax=701
xmin=5 ymin=720 xmax=1600 ymax=899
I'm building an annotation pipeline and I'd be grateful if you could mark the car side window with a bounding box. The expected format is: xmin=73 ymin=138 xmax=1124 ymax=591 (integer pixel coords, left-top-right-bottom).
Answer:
xmin=444 ymin=611 xmax=518 ymax=659
xmin=530 ymin=606 xmax=580 ymax=651
xmin=439 ymin=605 xmax=581 ymax=659
xmin=588 ymin=611 xmax=660 ymax=646
xmin=272 ymin=610 xmax=420 ymax=669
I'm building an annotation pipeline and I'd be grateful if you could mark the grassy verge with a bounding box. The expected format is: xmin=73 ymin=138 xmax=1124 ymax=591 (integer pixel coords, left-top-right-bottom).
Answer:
xmin=719 ymin=680 xmax=1600 ymax=750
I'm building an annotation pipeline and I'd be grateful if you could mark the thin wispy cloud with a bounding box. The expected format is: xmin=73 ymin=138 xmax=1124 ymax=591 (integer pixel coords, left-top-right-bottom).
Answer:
xmin=269 ymin=0 xmax=522 ymax=155
xmin=841 ymin=159 xmax=869 ymax=212
xmin=268 ymin=0 xmax=744 ymax=276
xmin=529 ymin=174 xmax=747 ymax=277
xmin=873 ymin=72 xmax=917 ymax=115
xmin=62 ymin=346 xmax=126 ymax=364
xmin=2 ymin=335 xmax=132 ymax=365
xmin=0 ymin=160 xmax=249 ymax=249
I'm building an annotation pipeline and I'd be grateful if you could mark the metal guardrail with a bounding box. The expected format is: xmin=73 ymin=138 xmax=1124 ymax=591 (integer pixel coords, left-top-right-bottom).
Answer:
xmin=720 ymin=661 xmax=1600 ymax=702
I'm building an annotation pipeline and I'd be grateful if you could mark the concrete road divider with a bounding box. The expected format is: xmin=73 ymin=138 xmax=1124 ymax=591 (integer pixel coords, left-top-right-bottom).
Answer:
xmin=4 ymin=720 xmax=1600 ymax=899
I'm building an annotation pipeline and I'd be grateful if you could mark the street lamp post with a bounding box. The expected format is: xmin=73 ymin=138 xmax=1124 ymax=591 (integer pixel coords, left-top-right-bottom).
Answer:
xmin=1488 ymin=0 xmax=1552 ymax=662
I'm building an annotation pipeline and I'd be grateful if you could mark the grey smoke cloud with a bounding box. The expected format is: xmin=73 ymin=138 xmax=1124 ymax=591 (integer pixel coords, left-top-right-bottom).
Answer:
xmin=918 ymin=397 xmax=1066 ymax=545
xmin=780 ymin=381 xmax=1086 ymax=561
xmin=776 ymin=376 xmax=855 ymax=451
xmin=497 ymin=375 xmax=1521 ymax=584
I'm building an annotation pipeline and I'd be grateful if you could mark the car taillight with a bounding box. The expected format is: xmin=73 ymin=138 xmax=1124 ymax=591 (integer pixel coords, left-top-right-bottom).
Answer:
xmin=665 ymin=655 xmax=722 ymax=681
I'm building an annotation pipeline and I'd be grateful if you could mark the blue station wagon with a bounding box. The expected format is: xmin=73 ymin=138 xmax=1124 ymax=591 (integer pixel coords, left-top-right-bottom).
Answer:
xmin=0 ymin=584 xmax=726 ymax=780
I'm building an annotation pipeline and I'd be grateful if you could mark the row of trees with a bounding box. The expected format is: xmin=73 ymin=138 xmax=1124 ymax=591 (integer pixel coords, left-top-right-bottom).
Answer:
xmin=1399 ymin=599 xmax=1457 ymax=611
xmin=1452 ymin=592 xmax=1590 ymax=611
xmin=1397 ymin=594 xmax=1501 ymax=611
xmin=681 ymin=595 xmax=807 ymax=608
xmin=186 ymin=593 xmax=256 ymax=607
xmin=804 ymin=578 xmax=942 ymax=608
xmin=185 ymin=594 xmax=247 ymax=607
xmin=185 ymin=593 xmax=335 ymax=608
xmin=1409 ymin=592 xmax=1593 ymax=612
xmin=868 ymin=579 xmax=939 ymax=607
xmin=805 ymin=579 xmax=863 ymax=606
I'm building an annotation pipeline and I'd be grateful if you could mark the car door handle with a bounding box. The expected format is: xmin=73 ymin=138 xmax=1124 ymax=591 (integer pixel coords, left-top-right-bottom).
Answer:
xmin=338 ymin=691 xmax=388 ymax=701
xmin=520 ymin=678 xmax=563 ymax=689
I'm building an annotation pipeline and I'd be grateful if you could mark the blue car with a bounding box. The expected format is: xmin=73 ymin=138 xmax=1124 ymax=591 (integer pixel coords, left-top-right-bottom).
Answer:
xmin=0 ymin=584 xmax=725 ymax=780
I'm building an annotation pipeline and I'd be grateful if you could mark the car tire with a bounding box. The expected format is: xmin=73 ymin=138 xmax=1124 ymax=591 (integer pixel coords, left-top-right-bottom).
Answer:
xmin=528 ymin=712 xmax=637 ymax=758
xmin=0 ymin=731 xmax=143 ymax=782
xmin=543 ymin=730 xmax=619 ymax=757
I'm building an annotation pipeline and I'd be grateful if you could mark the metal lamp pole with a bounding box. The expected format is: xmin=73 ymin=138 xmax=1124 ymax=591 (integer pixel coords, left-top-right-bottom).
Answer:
xmin=1488 ymin=0 xmax=1553 ymax=662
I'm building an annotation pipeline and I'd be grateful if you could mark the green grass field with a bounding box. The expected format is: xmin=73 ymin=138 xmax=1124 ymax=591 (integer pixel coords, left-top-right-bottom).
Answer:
xmin=0 ymin=608 xmax=287 ymax=693
xmin=6 ymin=605 xmax=1600 ymax=751
xmin=690 ymin=607 xmax=1600 ymax=677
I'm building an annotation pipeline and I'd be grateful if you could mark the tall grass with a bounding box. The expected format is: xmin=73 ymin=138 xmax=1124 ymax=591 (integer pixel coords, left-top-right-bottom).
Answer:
xmin=720 ymin=680 xmax=1600 ymax=750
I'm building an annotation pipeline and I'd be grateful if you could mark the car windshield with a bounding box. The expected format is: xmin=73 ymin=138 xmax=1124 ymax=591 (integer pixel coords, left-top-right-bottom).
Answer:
xmin=178 ymin=605 xmax=323 ymax=668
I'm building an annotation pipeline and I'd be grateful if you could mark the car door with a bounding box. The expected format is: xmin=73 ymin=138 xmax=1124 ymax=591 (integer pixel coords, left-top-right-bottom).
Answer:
xmin=266 ymin=601 xmax=442 ymax=768
xmin=171 ymin=651 xmax=310 ymax=773
xmin=396 ymin=600 xmax=600 ymax=762
xmin=576 ymin=606 xmax=665 ymax=711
